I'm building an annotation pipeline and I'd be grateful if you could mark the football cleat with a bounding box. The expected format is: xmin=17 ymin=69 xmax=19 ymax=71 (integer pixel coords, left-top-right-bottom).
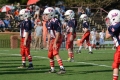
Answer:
xmin=89 ymin=51 xmax=93 ymax=54
xmin=48 ymin=69 xmax=56 ymax=73
xmin=57 ymin=68 xmax=66 ymax=74
xmin=67 ymin=58 xmax=74 ymax=62
xmin=18 ymin=65 xmax=26 ymax=69
xmin=76 ymin=50 xmax=81 ymax=54
xmin=18 ymin=63 xmax=26 ymax=69
xmin=27 ymin=64 xmax=34 ymax=70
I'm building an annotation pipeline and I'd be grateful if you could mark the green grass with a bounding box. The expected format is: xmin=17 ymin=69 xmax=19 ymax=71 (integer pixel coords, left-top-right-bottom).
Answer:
xmin=0 ymin=48 xmax=117 ymax=80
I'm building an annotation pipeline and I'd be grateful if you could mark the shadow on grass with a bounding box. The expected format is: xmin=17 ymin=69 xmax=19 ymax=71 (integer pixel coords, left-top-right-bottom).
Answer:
xmin=0 ymin=65 xmax=50 ymax=75
xmin=65 ymin=69 xmax=112 ymax=75
xmin=89 ymin=59 xmax=113 ymax=61
xmin=65 ymin=64 xmax=94 ymax=68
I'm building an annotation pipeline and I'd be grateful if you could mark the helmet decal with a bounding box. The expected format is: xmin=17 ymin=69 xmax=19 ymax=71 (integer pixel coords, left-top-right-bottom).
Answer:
xmin=111 ymin=13 xmax=118 ymax=18
xmin=48 ymin=9 xmax=53 ymax=12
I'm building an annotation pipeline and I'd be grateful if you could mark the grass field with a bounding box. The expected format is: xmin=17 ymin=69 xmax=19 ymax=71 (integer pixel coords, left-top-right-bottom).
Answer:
xmin=0 ymin=48 xmax=117 ymax=80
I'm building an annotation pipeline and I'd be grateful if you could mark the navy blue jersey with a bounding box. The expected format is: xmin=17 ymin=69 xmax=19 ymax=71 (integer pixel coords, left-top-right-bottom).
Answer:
xmin=20 ymin=19 xmax=32 ymax=37
xmin=46 ymin=18 xmax=62 ymax=38
xmin=108 ymin=23 xmax=120 ymax=46
xmin=82 ymin=21 xmax=90 ymax=29
xmin=66 ymin=19 xmax=77 ymax=33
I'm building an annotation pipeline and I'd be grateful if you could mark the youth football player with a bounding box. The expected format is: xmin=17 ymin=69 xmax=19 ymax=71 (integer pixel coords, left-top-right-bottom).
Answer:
xmin=18 ymin=9 xmax=33 ymax=69
xmin=77 ymin=14 xmax=93 ymax=54
xmin=43 ymin=7 xmax=66 ymax=74
xmin=64 ymin=10 xmax=77 ymax=62
xmin=105 ymin=9 xmax=120 ymax=80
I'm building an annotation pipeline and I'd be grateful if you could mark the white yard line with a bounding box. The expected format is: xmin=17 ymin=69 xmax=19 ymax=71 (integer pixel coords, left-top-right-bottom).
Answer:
xmin=0 ymin=53 xmax=112 ymax=68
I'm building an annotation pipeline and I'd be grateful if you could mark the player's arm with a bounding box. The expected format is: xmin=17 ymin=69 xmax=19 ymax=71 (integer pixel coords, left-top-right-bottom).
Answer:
xmin=24 ymin=32 xmax=29 ymax=45
xmin=24 ymin=21 xmax=30 ymax=46
xmin=54 ymin=23 xmax=61 ymax=44
xmin=54 ymin=31 xmax=60 ymax=44
xmin=47 ymin=31 xmax=50 ymax=45
xmin=69 ymin=21 xmax=75 ymax=41
xmin=106 ymin=29 xmax=111 ymax=39
xmin=106 ymin=27 xmax=113 ymax=39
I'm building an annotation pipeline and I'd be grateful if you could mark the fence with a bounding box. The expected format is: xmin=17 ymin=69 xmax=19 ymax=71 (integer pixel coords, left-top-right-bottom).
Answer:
xmin=0 ymin=32 xmax=114 ymax=49
xmin=0 ymin=39 xmax=10 ymax=48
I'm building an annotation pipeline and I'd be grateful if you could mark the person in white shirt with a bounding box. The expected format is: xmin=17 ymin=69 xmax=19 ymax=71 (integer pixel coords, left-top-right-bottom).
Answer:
xmin=90 ymin=28 xmax=97 ymax=49
xmin=99 ymin=29 xmax=105 ymax=49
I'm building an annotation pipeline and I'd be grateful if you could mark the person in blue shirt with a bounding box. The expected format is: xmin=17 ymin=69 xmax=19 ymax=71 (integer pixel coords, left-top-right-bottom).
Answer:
xmin=3 ymin=17 xmax=11 ymax=28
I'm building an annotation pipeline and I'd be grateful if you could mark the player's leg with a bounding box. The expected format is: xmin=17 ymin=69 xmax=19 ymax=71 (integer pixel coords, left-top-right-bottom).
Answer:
xmin=26 ymin=37 xmax=33 ymax=69
xmin=18 ymin=38 xmax=26 ymax=68
xmin=66 ymin=33 xmax=75 ymax=61
xmin=34 ymin=36 xmax=39 ymax=50
xmin=54 ymin=37 xmax=66 ymax=74
xmin=86 ymin=33 xmax=93 ymax=54
xmin=112 ymin=47 xmax=120 ymax=80
xmin=48 ymin=40 xmax=56 ymax=73
xmin=77 ymin=32 xmax=90 ymax=53
xmin=48 ymin=52 xmax=55 ymax=73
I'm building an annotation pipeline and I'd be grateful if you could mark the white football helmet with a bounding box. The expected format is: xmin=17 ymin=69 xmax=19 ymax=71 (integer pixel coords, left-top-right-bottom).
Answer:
xmin=80 ymin=14 xmax=88 ymax=21
xmin=105 ymin=9 xmax=120 ymax=26
xmin=64 ymin=10 xmax=75 ymax=20
xmin=43 ymin=7 xmax=55 ymax=19
xmin=19 ymin=9 xmax=31 ymax=20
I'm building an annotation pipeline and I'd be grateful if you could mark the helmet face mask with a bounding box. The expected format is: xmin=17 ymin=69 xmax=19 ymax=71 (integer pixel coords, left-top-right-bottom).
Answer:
xmin=19 ymin=15 xmax=24 ymax=20
xmin=105 ymin=17 xmax=111 ymax=27
xmin=64 ymin=15 xmax=69 ymax=20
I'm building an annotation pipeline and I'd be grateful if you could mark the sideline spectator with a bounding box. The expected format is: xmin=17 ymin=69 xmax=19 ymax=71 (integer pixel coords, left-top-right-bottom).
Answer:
xmin=78 ymin=6 xmax=85 ymax=17
xmin=31 ymin=17 xmax=35 ymax=28
xmin=34 ymin=5 xmax=40 ymax=19
xmin=34 ymin=21 xmax=43 ymax=50
xmin=85 ymin=5 xmax=91 ymax=17
xmin=3 ymin=17 xmax=11 ymax=28
xmin=16 ymin=3 xmax=21 ymax=11
xmin=0 ymin=19 xmax=5 ymax=28
xmin=14 ymin=9 xmax=19 ymax=21
xmin=99 ymin=29 xmax=105 ymax=49
xmin=34 ymin=16 xmax=41 ymax=26
xmin=90 ymin=28 xmax=97 ymax=49
xmin=6 ymin=11 xmax=14 ymax=20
